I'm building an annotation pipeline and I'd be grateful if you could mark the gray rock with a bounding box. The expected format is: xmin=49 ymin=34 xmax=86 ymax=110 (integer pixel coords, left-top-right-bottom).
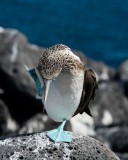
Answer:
xmin=18 ymin=114 xmax=49 ymax=134
xmin=96 ymin=127 xmax=128 ymax=153
xmin=74 ymin=50 xmax=116 ymax=82
xmin=0 ymin=99 xmax=18 ymax=137
xmin=0 ymin=99 xmax=10 ymax=135
xmin=0 ymin=28 xmax=43 ymax=123
xmin=87 ymin=58 xmax=116 ymax=82
xmin=119 ymin=60 xmax=128 ymax=82
xmin=0 ymin=27 xmax=43 ymax=95
xmin=70 ymin=113 xmax=96 ymax=137
xmin=0 ymin=27 xmax=125 ymax=158
xmin=118 ymin=60 xmax=128 ymax=97
xmin=117 ymin=153 xmax=128 ymax=160
xmin=90 ymin=82 xmax=128 ymax=128
xmin=0 ymin=132 xmax=120 ymax=160
xmin=19 ymin=114 xmax=71 ymax=134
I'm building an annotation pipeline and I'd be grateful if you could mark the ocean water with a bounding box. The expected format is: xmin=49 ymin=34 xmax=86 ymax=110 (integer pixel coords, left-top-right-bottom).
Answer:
xmin=0 ymin=0 xmax=128 ymax=67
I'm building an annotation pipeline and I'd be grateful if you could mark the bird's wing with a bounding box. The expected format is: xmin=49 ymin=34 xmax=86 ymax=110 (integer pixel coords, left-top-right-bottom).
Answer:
xmin=73 ymin=68 xmax=98 ymax=117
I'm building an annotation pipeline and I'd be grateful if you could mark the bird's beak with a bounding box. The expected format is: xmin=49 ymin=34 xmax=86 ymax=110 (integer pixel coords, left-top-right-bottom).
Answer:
xmin=42 ymin=79 xmax=52 ymax=105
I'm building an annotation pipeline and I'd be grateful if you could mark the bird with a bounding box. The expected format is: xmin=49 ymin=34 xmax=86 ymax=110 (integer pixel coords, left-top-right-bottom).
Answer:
xmin=25 ymin=44 xmax=98 ymax=142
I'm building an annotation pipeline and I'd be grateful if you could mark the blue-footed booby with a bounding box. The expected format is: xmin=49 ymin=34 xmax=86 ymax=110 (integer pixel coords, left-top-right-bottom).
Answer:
xmin=25 ymin=44 xmax=98 ymax=142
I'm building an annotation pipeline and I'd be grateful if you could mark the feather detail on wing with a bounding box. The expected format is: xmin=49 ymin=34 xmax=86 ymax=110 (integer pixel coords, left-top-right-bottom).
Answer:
xmin=73 ymin=68 xmax=98 ymax=117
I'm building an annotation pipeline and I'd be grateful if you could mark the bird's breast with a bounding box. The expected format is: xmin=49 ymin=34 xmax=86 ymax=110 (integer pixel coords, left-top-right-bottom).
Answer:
xmin=45 ymin=70 xmax=84 ymax=122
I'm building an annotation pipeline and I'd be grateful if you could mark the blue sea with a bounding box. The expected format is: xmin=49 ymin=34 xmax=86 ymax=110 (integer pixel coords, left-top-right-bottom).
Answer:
xmin=0 ymin=0 xmax=128 ymax=67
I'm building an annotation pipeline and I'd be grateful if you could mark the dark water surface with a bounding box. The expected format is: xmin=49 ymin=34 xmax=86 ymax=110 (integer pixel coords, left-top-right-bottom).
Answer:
xmin=0 ymin=0 xmax=128 ymax=67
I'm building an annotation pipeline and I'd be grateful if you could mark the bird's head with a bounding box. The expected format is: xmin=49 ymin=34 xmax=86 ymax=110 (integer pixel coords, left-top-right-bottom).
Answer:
xmin=36 ymin=44 xmax=83 ymax=105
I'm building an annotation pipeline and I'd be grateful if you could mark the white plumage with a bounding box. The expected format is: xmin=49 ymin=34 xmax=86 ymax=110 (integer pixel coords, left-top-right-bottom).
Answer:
xmin=45 ymin=69 xmax=84 ymax=122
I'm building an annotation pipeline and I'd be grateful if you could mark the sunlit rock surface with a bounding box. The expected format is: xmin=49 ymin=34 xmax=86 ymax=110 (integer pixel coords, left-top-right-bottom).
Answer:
xmin=0 ymin=132 xmax=120 ymax=160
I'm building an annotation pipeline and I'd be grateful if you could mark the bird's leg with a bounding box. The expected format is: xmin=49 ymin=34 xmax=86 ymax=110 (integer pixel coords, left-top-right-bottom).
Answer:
xmin=58 ymin=120 xmax=66 ymax=130
xmin=24 ymin=65 xmax=43 ymax=98
xmin=47 ymin=120 xmax=72 ymax=142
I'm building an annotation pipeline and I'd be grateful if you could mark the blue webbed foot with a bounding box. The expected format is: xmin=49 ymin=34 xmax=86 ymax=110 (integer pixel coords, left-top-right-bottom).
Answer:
xmin=47 ymin=120 xmax=72 ymax=142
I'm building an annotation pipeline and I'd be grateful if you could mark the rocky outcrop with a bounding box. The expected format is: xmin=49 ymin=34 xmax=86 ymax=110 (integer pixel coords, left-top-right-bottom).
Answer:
xmin=91 ymin=82 xmax=128 ymax=128
xmin=0 ymin=99 xmax=18 ymax=138
xmin=0 ymin=132 xmax=120 ymax=160
xmin=0 ymin=27 xmax=43 ymax=124
xmin=118 ymin=60 xmax=128 ymax=97
xmin=74 ymin=50 xmax=116 ymax=82
xmin=96 ymin=126 xmax=128 ymax=153
xmin=0 ymin=27 xmax=128 ymax=159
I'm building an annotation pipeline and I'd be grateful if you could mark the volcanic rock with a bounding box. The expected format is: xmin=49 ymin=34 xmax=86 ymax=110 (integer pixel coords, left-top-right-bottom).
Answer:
xmin=0 ymin=132 xmax=120 ymax=160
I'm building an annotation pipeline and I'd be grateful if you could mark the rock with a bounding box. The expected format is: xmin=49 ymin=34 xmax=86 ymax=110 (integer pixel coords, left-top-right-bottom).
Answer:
xmin=74 ymin=50 xmax=116 ymax=82
xmin=117 ymin=153 xmax=128 ymax=160
xmin=0 ymin=27 xmax=43 ymax=123
xmin=18 ymin=114 xmax=48 ymax=134
xmin=0 ymin=99 xmax=10 ymax=135
xmin=118 ymin=60 xmax=128 ymax=97
xmin=96 ymin=127 xmax=128 ymax=153
xmin=90 ymin=82 xmax=128 ymax=128
xmin=0 ymin=27 xmax=125 ymax=158
xmin=0 ymin=99 xmax=18 ymax=138
xmin=119 ymin=60 xmax=128 ymax=82
xmin=70 ymin=113 xmax=95 ymax=136
xmin=95 ymin=127 xmax=128 ymax=160
xmin=19 ymin=114 xmax=71 ymax=134
xmin=87 ymin=58 xmax=116 ymax=82
xmin=0 ymin=132 xmax=120 ymax=160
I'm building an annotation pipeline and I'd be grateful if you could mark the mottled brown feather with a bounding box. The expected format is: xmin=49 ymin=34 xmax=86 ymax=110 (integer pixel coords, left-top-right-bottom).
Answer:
xmin=73 ymin=68 xmax=98 ymax=117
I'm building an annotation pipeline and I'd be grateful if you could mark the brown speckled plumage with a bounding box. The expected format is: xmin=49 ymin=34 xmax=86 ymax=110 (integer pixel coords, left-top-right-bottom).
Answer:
xmin=37 ymin=44 xmax=84 ymax=79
